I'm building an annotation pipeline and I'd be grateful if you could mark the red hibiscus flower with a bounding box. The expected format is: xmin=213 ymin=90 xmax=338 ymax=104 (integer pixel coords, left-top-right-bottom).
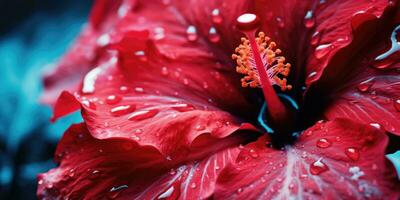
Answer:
xmin=38 ymin=0 xmax=400 ymax=199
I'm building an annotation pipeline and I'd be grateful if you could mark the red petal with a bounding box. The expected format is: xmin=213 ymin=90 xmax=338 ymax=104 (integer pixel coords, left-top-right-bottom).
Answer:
xmin=51 ymin=91 xmax=81 ymax=122
xmin=47 ymin=2 xmax=259 ymax=156
xmin=321 ymin=10 xmax=400 ymax=135
xmin=215 ymin=119 xmax=400 ymax=199
xmin=38 ymin=123 xmax=245 ymax=199
xmin=304 ymin=0 xmax=393 ymax=88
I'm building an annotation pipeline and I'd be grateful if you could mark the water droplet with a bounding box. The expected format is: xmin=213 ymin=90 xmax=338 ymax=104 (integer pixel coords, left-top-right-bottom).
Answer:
xmin=134 ymin=51 xmax=147 ymax=62
xmin=183 ymin=78 xmax=189 ymax=85
xmin=106 ymin=95 xmax=122 ymax=105
xmin=310 ymin=158 xmax=329 ymax=175
xmin=304 ymin=10 xmax=315 ymax=28
xmin=154 ymin=27 xmax=165 ymax=40
xmin=195 ymin=125 xmax=206 ymax=131
xmin=82 ymin=67 xmax=102 ymax=94
xmin=369 ymin=122 xmax=382 ymax=130
xmin=208 ymin=27 xmax=220 ymax=43
xmin=249 ymin=149 xmax=259 ymax=158
xmin=110 ymin=105 xmax=136 ymax=117
xmin=161 ymin=67 xmax=169 ymax=76
xmin=211 ymin=8 xmax=223 ymax=24
xmin=357 ymin=78 xmax=374 ymax=92
xmin=108 ymin=185 xmax=128 ymax=199
xmin=119 ymin=86 xmax=130 ymax=93
xmin=345 ymin=147 xmax=360 ymax=161
xmin=90 ymin=170 xmax=101 ymax=179
xmin=276 ymin=17 xmax=285 ymax=28
xmin=171 ymin=103 xmax=195 ymax=112
xmin=372 ymin=25 xmax=400 ymax=69
xmin=308 ymin=71 xmax=317 ymax=79
xmin=186 ymin=25 xmax=198 ymax=42
xmin=157 ymin=186 xmax=175 ymax=199
xmin=393 ymin=99 xmax=400 ymax=112
xmin=81 ymin=100 xmax=97 ymax=110
xmin=190 ymin=182 xmax=197 ymax=189
xmin=311 ymin=31 xmax=321 ymax=46
xmin=202 ymin=82 xmax=209 ymax=89
xmin=97 ymin=34 xmax=110 ymax=47
xmin=315 ymin=43 xmax=333 ymax=59
xmin=128 ymin=109 xmax=159 ymax=121
xmin=316 ymin=138 xmax=332 ymax=148
xmin=131 ymin=135 xmax=140 ymax=141
xmin=236 ymin=188 xmax=243 ymax=194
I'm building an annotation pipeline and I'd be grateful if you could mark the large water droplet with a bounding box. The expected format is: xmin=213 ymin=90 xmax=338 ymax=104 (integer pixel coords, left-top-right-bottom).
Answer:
xmin=208 ymin=27 xmax=220 ymax=43
xmin=108 ymin=185 xmax=128 ymax=199
xmin=82 ymin=67 xmax=102 ymax=94
xmin=186 ymin=25 xmax=198 ymax=42
xmin=211 ymin=8 xmax=223 ymax=24
xmin=357 ymin=78 xmax=374 ymax=92
xmin=316 ymin=138 xmax=332 ymax=148
xmin=304 ymin=10 xmax=315 ymax=28
xmin=128 ymin=109 xmax=159 ymax=121
xmin=106 ymin=95 xmax=122 ymax=105
xmin=315 ymin=43 xmax=333 ymax=59
xmin=345 ymin=147 xmax=360 ymax=161
xmin=171 ymin=103 xmax=195 ymax=112
xmin=372 ymin=25 xmax=400 ymax=69
xmin=110 ymin=105 xmax=136 ymax=117
xmin=393 ymin=99 xmax=400 ymax=112
xmin=310 ymin=158 xmax=329 ymax=175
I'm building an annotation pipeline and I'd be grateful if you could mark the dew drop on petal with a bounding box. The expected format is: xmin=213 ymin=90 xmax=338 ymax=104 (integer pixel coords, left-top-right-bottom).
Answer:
xmin=249 ymin=149 xmax=259 ymax=158
xmin=190 ymin=182 xmax=197 ymax=189
xmin=310 ymin=158 xmax=329 ymax=175
xmin=369 ymin=122 xmax=382 ymax=130
xmin=106 ymin=95 xmax=122 ymax=105
xmin=315 ymin=43 xmax=333 ymax=59
xmin=97 ymin=34 xmax=110 ymax=47
xmin=304 ymin=10 xmax=315 ymax=28
xmin=345 ymin=147 xmax=360 ymax=161
xmin=171 ymin=103 xmax=195 ymax=112
xmin=82 ymin=67 xmax=102 ymax=94
xmin=195 ymin=125 xmax=206 ymax=131
xmin=128 ymin=109 xmax=159 ymax=121
xmin=211 ymin=8 xmax=223 ymax=24
xmin=134 ymin=51 xmax=147 ymax=62
xmin=81 ymin=99 xmax=96 ymax=110
xmin=208 ymin=27 xmax=220 ymax=43
xmin=311 ymin=31 xmax=320 ymax=46
xmin=276 ymin=17 xmax=285 ymax=28
xmin=357 ymin=78 xmax=374 ymax=92
xmin=161 ymin=66 xmax=169 ymax=76
xmin=119 ymin=86 xmax=130 ymax=93
xmin=157 ymin=186 xmax=175 ymax=199
xmin=393 ymin=99 xmax=400 ymax=112
xmin=110 ymin=105 xmax=136 ymax=117
xmin=316 ymin=138 xmax=332 ymax=148
xmin=186 ymin=25 xmax=198 ymax=42
xmin=108 ymin=185 xmax=128 ymax=199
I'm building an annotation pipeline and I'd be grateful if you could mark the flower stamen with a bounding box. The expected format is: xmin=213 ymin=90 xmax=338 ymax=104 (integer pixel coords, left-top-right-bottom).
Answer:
xmin=232 ymin=32 xmax=292 ymax=91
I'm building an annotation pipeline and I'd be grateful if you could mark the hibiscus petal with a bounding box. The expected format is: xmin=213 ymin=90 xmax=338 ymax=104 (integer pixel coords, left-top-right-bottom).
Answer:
xmin=38 ymin=123 xmax=246 ymax=199
xmin=215 ymin=119 xmax=400 ymax=199
xmin=321 ymin=12 xmax=400 ymax=135
xmin=47 ymin=1 xmax=259 ymax=157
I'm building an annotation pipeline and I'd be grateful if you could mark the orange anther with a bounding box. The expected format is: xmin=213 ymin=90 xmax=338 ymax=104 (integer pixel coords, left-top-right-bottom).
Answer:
xmin=232 ymin=32 xmax=292 ymax=91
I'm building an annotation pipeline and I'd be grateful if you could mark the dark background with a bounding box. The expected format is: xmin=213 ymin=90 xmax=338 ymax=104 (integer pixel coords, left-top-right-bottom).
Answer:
xmin=0 ymin=1 xmax=92 ymax=199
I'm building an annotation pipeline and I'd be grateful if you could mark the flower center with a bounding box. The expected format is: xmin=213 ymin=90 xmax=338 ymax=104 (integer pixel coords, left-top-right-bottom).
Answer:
xmin=233 ymin=13 xmax=294 ymax=134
